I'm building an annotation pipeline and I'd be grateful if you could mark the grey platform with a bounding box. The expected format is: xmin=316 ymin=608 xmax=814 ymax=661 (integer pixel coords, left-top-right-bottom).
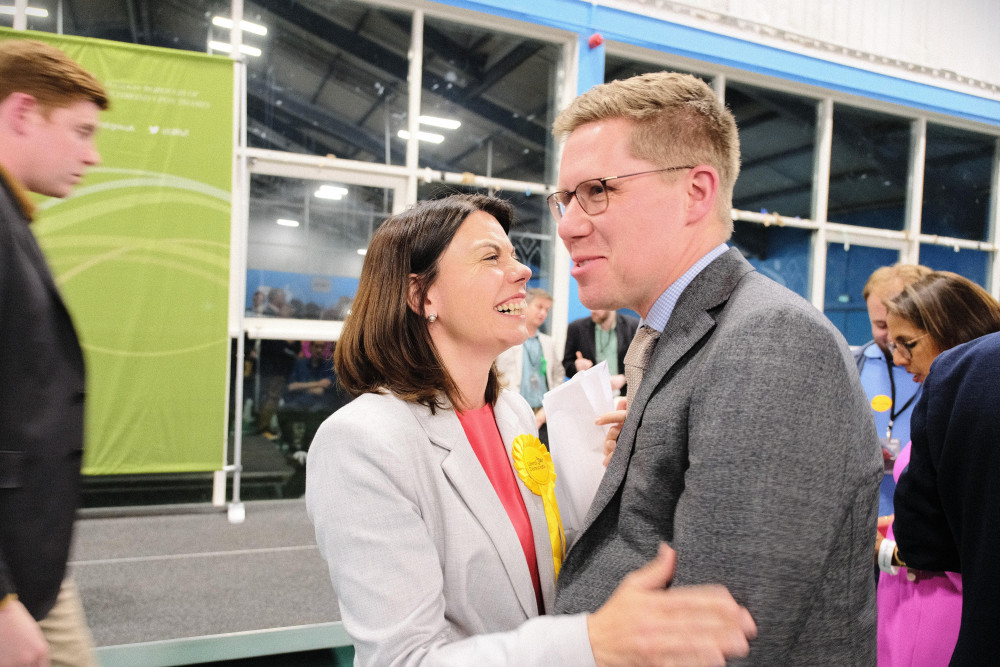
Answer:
xmin=71 ymin=499 xmax=352 ymax=666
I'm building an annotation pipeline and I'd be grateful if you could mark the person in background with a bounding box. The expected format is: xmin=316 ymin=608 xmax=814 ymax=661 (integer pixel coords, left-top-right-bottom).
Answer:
xmin=548 ymin=70 xmax=880 ymax=664
xmin=277 ymin=340 xmax=349 ymax=496
xmin=875 ymin=271 xmax=1000 ymax=666
xmin=855 ymin=264 xmax=931 ymax=519
xmin=254 ymin=337 xmax=300 ymax=439
xmin=306 ymin=193 xmax=756 ymax=666
xmin=261 ymin=286 xmax=289 ymax=317
xmin=495 ymin=287 xmax=565 ymax=443
xmin=278 ymin=341 xmax=349 ymax=448
xmin=0 ymin=39 xmax=108 ymax=667
xmin=247 ymin=287 xmax=267 ymax=315
xmin=561 ymin=309 xmax=639 ymax=397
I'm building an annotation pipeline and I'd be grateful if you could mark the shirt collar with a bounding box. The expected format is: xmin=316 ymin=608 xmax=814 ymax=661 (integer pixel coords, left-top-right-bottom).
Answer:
xmin=0 ymin=165 xmax=36 ymax=221
xmin=863 ymin=341 xmax=887 ymax=359
xmin=642 ymin=243 xmax=729 ymax=333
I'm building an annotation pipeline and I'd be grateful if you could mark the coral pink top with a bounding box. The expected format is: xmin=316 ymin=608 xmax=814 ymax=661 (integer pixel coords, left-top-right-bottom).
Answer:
xmin=457 ymin=403 xmax=542 ymax=612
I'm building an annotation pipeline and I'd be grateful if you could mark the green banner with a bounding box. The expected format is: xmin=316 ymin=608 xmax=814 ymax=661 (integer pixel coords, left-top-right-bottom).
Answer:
xmin=0 ymin=29 xmax=234 ymax=474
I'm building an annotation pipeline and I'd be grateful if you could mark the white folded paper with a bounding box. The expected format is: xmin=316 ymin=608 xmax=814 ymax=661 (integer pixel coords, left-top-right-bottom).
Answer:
xmin=543 ymin=361 xmax=615 ymax=544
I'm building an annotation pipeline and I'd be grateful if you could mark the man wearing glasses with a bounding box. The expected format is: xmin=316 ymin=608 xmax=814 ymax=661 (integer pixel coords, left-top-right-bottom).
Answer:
xmin=549 ymin=72 xmax=881 ymax=664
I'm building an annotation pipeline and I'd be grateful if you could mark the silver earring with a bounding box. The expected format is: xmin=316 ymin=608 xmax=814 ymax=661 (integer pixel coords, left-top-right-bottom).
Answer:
xmin=427 ymin=313 xmax=437 ymax=323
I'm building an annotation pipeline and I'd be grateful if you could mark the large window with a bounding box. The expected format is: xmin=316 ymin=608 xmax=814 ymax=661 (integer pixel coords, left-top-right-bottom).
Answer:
xmin=829 ymin=105 xmax=912 ymax=230
xmin=922 ymin=124 xmax=996 ymax=242
xmin=728 ymin=83 xmax=818 ymax=221
xmin=420 ymin=16 xmax=561 ymax=185
xmin=244 ymin=0 xmax=412 ymax=163
xmin=246 ymin=173 xmax=395 ymax=319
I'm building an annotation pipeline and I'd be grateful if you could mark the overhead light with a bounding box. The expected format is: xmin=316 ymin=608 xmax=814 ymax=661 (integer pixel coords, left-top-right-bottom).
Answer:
xmin=276 ymin=218 xmax=300 ymax=227
xmin=0 ymin=5 xmax=48 ymax=17
xmin=208 ymin=41 xmax=262 ymax=57
xmin=314 ymin=184 xmax=349 ymax=200
xmin=212 ymin=16 xmax=267 ymax=36
xmin=398 ymin=129 xmax=444 ymax=144
xmin=357 ymin=248 xmax=367 ymax=256
xmin=418 ymin=115 xmax=461 ymax=130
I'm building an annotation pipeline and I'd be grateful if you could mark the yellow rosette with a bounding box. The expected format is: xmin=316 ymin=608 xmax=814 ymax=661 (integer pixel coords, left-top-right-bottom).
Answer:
xmin=511 ymin=434 xmax=566 ymax=578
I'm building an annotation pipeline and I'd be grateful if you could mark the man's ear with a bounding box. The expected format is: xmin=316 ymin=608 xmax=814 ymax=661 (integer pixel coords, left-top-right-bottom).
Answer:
xmin=684 ymin=165 xmax=720 ymax=224
xmin=0 ymin=92 xmax=40 ymax=135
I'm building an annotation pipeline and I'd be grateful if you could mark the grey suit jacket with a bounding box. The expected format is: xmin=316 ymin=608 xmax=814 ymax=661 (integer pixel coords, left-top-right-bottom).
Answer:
xmin=306 ymin=389 xmax=593 ymax=667
xmin=555 ymin=249 xmax=881 ymax=665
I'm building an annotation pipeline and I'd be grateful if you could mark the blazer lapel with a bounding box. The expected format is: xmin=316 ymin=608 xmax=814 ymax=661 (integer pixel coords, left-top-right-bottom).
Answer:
xmin=509 ymin=344 xmax=524 ymax=385
xmin=409 ymin=400 xmax=539 ymax=617
xmin=494 ymin=394 xmax=557 ymax=612
xmin=577 ymin=249 xmax=755 ymax=534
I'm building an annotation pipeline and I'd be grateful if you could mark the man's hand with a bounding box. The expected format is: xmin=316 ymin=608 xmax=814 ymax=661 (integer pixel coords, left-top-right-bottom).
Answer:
xmin=595 ymin=397 xmax=628 ymax=466
xmin=0 ymin=598 xmax=50 ymax=667
xmin=588 ymin=544 xmax=756 ymax=667
xmin=574 ymin=351 xmax=595 ymax=373
xmin=534 ymin=408 xmax=547 ymax=429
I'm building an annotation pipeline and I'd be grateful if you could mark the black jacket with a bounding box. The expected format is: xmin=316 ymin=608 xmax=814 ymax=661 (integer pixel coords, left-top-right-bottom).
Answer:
xmin=561 ymin=313 xmax=639 ymax=392
xmin=895 ymin=332 xmax=1000 ymax=665
xmin=0 ymin=172 xmax=86 ymax=620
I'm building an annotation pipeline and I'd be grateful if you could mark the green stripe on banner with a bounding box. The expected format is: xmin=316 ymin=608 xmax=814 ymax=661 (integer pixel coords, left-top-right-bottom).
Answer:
xmin=0 ymin=28 xmax=234 ymax=474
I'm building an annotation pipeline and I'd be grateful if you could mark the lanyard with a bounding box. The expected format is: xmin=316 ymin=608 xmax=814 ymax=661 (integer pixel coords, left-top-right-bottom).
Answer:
xmin=883 ymin=351 xmax=918 ymax=439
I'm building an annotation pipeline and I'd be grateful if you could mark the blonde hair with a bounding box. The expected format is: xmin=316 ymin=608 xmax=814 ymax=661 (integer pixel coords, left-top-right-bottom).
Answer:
xmin=863 ymin=263 xmax=932 ymax=301
xmin=553 ymin=71 xmax=739 ymax=223
xmin=526 ymin=287 xmax=552 ymax=304
xmin=0 ymin=40 xmax=108 ymax=114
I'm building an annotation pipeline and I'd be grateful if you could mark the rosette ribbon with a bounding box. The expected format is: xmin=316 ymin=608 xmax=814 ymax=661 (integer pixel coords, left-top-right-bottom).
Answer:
xmin=511 ymin=434 xmax=566 ymax=577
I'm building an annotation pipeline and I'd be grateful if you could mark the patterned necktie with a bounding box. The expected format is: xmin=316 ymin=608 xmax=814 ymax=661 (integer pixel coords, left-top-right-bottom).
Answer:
xmin=623 ymin=325 xmax=661 ymax=398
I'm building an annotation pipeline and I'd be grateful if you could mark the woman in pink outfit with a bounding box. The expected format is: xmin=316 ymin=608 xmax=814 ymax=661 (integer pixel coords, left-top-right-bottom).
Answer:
xmin=876 ymin=271 xmax=1000 ymax=666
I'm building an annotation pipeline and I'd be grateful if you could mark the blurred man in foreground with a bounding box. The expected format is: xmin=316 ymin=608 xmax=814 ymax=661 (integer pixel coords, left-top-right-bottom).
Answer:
xmin=0 ymin=39 xmax=108 ymax=667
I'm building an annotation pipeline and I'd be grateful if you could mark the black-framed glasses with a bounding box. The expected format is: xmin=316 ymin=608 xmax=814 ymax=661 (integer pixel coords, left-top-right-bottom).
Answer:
xmin=547 ymin=166 xmax=695 ymax=219
xmin=887 ymin=332 xmax=929 ymax=361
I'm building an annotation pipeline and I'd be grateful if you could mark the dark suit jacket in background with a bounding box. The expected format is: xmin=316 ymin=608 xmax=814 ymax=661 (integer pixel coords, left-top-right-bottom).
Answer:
xmin=555 ymin=248 xmax=881 ymax=665
xmin=0 ymin=172 xmax=86 ymax=620
xmin=894 ymin=332 xmax=1000 ymax=665
xmin=561 ymin=312 xmax=639 ymax=392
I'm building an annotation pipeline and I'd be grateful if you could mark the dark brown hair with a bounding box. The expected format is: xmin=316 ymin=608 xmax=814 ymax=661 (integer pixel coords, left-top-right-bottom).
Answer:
xmin=0 ymin=40 xmax=109 ymax=113
xmin=887 ymin=271 xmax=1000 ymax=352
xmin=335 ymin=194 xmax=515 ymax=412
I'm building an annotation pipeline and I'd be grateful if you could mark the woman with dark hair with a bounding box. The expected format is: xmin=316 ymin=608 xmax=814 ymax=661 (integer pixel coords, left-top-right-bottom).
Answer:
xmin=876 ymin=271 xmax=1000 ymax=666
xmin=306 ymin=194 xmax=755 ymax=666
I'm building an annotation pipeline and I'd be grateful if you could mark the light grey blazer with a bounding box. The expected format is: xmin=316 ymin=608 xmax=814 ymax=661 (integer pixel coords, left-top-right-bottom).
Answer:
xmin=555 ymin=249 xmax=881 ymax=665
xmin=495 ymin=332 xmax=565 ymax=401
xmin=306 ymin=389 xmax=593 ymax=667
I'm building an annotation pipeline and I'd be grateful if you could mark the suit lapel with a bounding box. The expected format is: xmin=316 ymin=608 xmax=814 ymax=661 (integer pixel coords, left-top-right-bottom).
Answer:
xmin=409 ymin=399 xmax=539 ymax=617
xmin=9 ymin=203 xmax=84 ymax=366
xmin=577 ymin=249 xmax=755 ymax=534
